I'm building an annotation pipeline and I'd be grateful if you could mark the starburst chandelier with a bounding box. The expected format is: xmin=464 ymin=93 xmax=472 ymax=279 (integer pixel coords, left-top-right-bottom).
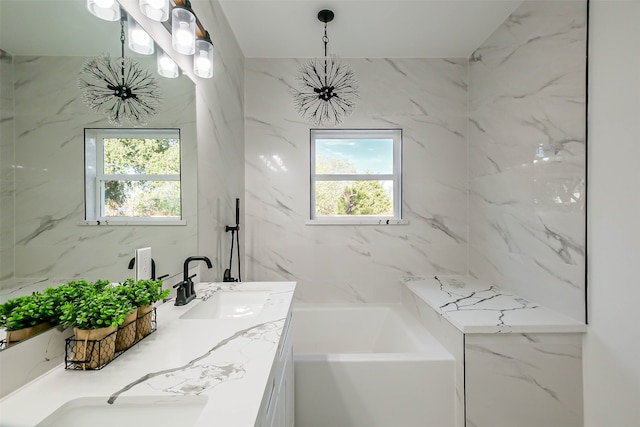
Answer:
xmin=293 ymin=9 xmax=358 ymax=126
xmin=78 ymin=15 xmax=161 ymax=126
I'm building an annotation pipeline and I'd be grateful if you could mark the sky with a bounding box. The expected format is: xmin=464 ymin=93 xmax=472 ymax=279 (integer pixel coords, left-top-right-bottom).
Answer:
xmin=315 ymin=138 xmax=394 ymax=174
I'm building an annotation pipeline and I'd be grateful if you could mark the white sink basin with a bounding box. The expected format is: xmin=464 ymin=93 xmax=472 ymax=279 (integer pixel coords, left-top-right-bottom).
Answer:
xmin=180 ymin=290 xmax=270 ymax=320
xmin=36 ymin=395 xmax=208 ymax=427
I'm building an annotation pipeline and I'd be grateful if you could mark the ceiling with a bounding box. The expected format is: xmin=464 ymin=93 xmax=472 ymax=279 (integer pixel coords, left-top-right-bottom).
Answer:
xmin=217 ymin=0 xmax=522 ymax=58
xmin=1 ymin=0 xmax=521 ymax=59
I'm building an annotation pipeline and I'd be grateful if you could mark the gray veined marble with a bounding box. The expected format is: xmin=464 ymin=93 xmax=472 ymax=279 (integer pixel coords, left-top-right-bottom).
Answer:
xmin=468 ymin=0 xmax=587 ymax=322
xmin=403 ymin=275 xmax=586 ymax=334
xmin=108 ymin=319 xmax=283 ymax=403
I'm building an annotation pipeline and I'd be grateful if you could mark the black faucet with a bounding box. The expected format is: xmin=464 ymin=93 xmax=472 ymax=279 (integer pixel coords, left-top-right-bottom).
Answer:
xmin=174 ymin=256 xmax=213 ymax=306
xmin=128 ymin=257 xmax=168 ymax=281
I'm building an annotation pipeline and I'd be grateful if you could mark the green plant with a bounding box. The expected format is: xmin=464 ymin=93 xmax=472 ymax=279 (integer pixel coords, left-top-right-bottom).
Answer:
xmin=0 ymin=292 xmax=56 ymax=331
xmin=60 ymin=287 xmax=134 ymax=330
xmin=121 ymin=278 xmax=169 ymax=308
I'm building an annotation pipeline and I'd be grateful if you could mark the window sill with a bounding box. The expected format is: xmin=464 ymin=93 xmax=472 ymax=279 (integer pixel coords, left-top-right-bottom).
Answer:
xmin=306 ymin=219 xmax=408 ymax=226
xmin=81 ymin=219 xmax=187 ymax=226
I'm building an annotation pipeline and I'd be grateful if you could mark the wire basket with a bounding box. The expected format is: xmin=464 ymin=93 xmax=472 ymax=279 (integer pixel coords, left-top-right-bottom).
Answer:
xmin=65 ymin=308 xmax=156 ymax=370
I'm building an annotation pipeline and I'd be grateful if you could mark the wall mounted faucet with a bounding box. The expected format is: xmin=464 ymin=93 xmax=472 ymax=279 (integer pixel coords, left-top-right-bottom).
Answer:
xmin=174 ymin=256 xmax=213 ymax=306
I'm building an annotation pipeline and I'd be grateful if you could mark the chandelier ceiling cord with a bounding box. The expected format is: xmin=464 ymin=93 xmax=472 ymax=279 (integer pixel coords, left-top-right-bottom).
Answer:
xmin=293 ymin=9 xmax=358 ymax=126
xmin=78 ymin=16 xmax=161 ymax=126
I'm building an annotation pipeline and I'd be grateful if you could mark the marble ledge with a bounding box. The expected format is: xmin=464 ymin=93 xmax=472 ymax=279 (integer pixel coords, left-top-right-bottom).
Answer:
xmin=402 ymin=275 xmax=586 ymax=334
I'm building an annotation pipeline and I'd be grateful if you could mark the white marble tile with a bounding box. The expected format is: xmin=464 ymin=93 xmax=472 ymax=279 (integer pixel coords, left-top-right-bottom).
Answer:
xmin=1 ymin=50 xmax=15 ymax=281
xmin=465 ymin=333 xmax=583 ymax=427
xmin=468 ymin=0 xmax=587 ymax=321
xmin=245 ymin=58 xmax=469 ymax=303
xmin=404 ymin=275 xmax=586 ymax=333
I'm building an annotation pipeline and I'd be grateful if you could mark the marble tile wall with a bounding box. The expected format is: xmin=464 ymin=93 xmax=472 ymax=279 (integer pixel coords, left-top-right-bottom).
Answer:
xmin=468 ymin=1 xmax=587 ymax=321
xmin=465 ymin=333 xmax=583 ymax=427
xmin=0 ymin=50 xmax=14 ymax=281
xmin=244 ymin=58 xmax=468 ymax=303
xmin=1 ymin=55 xmax=197 ymax=287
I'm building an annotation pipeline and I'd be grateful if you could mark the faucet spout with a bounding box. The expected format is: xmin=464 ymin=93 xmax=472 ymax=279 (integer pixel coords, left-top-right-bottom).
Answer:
xmin=183 ymin=256 xmax=213 ymax=282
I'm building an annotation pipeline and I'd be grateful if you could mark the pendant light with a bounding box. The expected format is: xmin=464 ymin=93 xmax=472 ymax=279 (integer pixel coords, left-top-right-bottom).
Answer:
xmin=127 ymin=16 xmax=155 ymax=55
xmin=78 ymin=16 xmax=161 ymax=125
xmin=293 ymin=9 xmax=358 ymax=126
xmin=171 ymin=6 xmax=196 ymax=55
xmin=157 ymin=49 xmax=179 ymax=78
xmin=193 ymin=34 xmax=214 ymax=78
xmin=139 ymin=0 xmax=170 ymax=22
xmin=86 ymin=0 xmax=120 ymax=21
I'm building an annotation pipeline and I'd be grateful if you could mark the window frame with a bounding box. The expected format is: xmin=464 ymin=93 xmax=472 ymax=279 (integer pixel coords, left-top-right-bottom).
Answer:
xmin=309 ymin=128 xmax=403 ymax=224
xmin=84 ymin=128 xmax=184 ymax=225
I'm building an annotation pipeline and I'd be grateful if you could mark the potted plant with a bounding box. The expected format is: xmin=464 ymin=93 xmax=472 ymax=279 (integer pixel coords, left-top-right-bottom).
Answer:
xmin=122 ymin=279 xmax=169 ymax=340
xmin=111 ymin=285 xmax=139 ymax=351
xmin=60 ymin=286 xmax=134 ymax=369
xmin=0 ymin=289 xmax=59 ymax=346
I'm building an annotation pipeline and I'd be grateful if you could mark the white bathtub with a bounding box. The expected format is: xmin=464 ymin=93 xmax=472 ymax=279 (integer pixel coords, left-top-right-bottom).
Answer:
xmin=293 ymin=304 xmax=455 ymax=427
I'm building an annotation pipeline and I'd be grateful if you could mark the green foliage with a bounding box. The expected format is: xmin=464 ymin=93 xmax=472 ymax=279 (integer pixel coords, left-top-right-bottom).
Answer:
xmin=315 ymin=156 xmax=393 ymax=216
xmin=103 ymin=137 xmax=180 ymax=217
xmin=117 ymin=278 xmax=170 ymax=308
xmin=0 ymin=295 xmax=44 ymax=331
xmin=0 ymin=288 xmax=61 ymax=331
xmin=60 ymin=286 xmax=134 ymax=330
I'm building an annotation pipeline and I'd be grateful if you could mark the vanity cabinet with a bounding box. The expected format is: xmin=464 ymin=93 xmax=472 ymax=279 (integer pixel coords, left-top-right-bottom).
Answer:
xmin=258 ymin=311 xmax=294 ymax=427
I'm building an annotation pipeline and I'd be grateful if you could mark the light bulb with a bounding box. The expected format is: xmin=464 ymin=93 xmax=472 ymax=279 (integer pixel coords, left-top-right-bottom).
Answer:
xmin=157 ymin=49 xmax=179 ymax=78
xmin=195 ymin=54 xmax=211 ymax=72
xmin=193 ymin=39 xmax=214 ymax=78
xmin=127 ymin=17 xmax=154 ymax=55
xmin=147 ymin=0 xmax=165 ymax=8
xmin=171 ymin=7 xmax=195 ymax=55
xmin=87 ymin=0 xmax=120 ymax=21
xmin=176 ymin=23 xmax=193 ymax=45
xmin=139 ymin=0 xmax=169 ymax=22
xmin=95 ymin=0 xmax=114 ymax=8
xmin=132 ymin=29 xmax=151 ymax=46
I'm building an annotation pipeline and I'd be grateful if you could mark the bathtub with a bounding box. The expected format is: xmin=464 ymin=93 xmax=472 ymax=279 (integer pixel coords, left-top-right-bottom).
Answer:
xmin=293 ymin=304 xmax=455 ymax=427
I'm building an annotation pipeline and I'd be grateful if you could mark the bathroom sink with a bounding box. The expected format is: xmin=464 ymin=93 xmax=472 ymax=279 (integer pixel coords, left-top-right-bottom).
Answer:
xmin=36 ymin=395 xmax=208 ymax=427
xmin=180 ymin=290 xmax=270 ymax=320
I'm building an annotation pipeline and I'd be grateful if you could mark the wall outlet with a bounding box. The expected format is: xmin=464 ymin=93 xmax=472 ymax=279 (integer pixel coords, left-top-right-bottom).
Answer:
xmin=135 ymin=247 xmax=152 ymax=281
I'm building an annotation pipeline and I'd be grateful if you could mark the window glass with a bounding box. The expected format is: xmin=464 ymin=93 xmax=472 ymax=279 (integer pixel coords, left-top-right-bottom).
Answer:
xmin=310 ymin=129 xmax=402 ymax=222
xmin=85 ymin=129 xmax=182 ymax=224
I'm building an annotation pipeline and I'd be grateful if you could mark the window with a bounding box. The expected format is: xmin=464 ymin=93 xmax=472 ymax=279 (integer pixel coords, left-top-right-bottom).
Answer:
xmin=310 ymin=129 xmax=402 ymax=223
xmin=84 ymin=128 xmax=182 ymax=224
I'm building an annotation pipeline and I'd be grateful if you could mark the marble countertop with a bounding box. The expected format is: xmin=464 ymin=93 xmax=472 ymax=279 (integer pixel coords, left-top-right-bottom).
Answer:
xmin=402 ymin=275 xmax=585 ymax=334
xmin=0 ymin=281 xmax=296 ymax=427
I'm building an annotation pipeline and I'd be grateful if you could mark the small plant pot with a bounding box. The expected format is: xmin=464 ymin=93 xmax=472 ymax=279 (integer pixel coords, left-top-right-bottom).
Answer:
xmin=72 ymin=326 xmax=116 ymax=370
xmin=115 ymin=310 xmax=138 ymax=352
xmin=136 ymin=305 xmax=153 ymax=341
xmin=5 ymin=322 xmax=52 ymax=346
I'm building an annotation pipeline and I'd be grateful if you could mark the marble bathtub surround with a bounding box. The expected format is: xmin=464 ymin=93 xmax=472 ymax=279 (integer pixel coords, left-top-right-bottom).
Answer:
xmin=403 ymin=275 xmax=585 ymax=427
xmin=0 ymin=281 xmax=297 ymax=426
xmin=403 ymin=275 xmax=586 ymax=334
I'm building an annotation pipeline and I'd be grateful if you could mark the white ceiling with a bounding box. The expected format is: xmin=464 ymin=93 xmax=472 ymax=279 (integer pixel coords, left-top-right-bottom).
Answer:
xmin=217 ymin=0 xmax=522 ymax=58
xmin=1 ymin=0 xmax=521 ymax=59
